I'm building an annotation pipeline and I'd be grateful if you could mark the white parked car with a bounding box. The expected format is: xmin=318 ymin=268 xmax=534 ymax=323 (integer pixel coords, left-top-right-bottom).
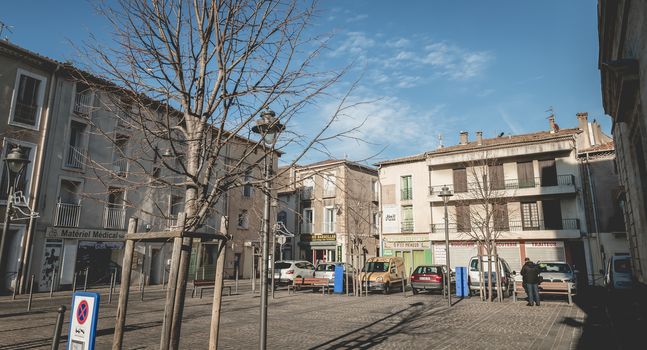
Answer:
xmin=273 ymin=260 xmax=315 ymax=284
xmin=314 ymin=262 xmax=354 ymax=287
xmin=536 ymin=261 xmax=577 ymax=293
xmin=468 ymin=256 xmax=514 ymax=297
xmin=604 ymin=255 xmax=632 ymax=290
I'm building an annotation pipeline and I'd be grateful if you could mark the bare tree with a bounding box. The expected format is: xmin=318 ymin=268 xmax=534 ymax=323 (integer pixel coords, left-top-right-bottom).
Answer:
xmin=453 ymin=153 xmax=516 ymax=302
xmin=69 ymin=0 xmax=359 ymax=346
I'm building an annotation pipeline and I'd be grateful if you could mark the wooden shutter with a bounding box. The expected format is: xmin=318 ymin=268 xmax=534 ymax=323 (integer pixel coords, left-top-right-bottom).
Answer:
xmin=488 ymin=164 xmax=504 ymax=190
xmin=539 ymin=159 xmax=557 ymax=186
xmin=456 ymin=204 xmax=471 ymax=232
xmin=453 ymin=168 xmax=467 ymax=193
xmin=516 ymin=162 xmax=535 ymax=188
xmin=493 ymin=203 xmax=509 ymax=230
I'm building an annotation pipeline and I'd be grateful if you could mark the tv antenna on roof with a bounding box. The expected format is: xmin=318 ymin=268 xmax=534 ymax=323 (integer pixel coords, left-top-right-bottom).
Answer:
xmin=0 ymin=21 xmax=14 ymax=39
xmin=437 ymin=133 xmax=443 ymax=149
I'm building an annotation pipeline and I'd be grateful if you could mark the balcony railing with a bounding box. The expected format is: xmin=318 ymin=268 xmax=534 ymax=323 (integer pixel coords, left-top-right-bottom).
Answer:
xmin=401 ymin=219 xmax=414 ymax=232
xmin=167 ymin=216 xmax=178 ymax=230
xmin=401 ymin=188 xmax=413 ymax=200
xmin=103 ymin=205 xmax=126 ymax=230
xmin=430 ymin=218 xmax=580 ymax=233
xmin=429 ymin=174 xmax=575 ymax=195
xmin=112 ymin=159 xmax=128 ymax=176
xmin=13 ymin=101 xmax=38 ymax=125
xmin=301 ymin=187 xmax=314 ymax=200
xmin=54 ymin=202 xmax=81 ymax=227
xmin=323 ymin=188 xmax=336 ymax=198
xmin=74 ymin=92 xmax=92 ymax=115
xmin=65 ymin=145 xmax=86 ymax=169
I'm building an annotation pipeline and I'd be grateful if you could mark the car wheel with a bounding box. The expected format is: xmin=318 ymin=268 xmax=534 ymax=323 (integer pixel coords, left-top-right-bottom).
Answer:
xmin=412 ymin=288 xmax=418 ymax=295
xmin=383 ymin=283 xmax=390 ymax=295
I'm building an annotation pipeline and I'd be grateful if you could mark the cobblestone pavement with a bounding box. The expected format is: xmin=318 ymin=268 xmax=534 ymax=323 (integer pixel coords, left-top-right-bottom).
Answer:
xmin=0 ymin=283 xmax=592 ymax=349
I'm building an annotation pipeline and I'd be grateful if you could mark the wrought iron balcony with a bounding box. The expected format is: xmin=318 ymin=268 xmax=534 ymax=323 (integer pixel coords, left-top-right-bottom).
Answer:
xmin=430 ymin=218 xmax=580 ymax=233
xmin=301 ymin=187 xmax=314 ymax=200
xmin=103 ymin=205 xmax=126 ymax=230
xmin=401 ymin=219 xmax=414 ymax=232
xmin=401 ymin=188 xmax=413 ymax=200
xmin=74 ymin=92 xmax=92 ymax=115
xmin=54 ymin=202 xmax=81 ymax=227
xmin=429 ymin=174 xmax=575 ymax=195
xmin=65 ymin=145 xmax=86 ymax=169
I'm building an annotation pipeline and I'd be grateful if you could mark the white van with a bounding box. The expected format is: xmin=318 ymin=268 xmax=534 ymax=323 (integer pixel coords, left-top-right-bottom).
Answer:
xmin=468 ymin=256 xmax=514 ymax=296
xmin=604 ymin=255 xmax=633 ymax=290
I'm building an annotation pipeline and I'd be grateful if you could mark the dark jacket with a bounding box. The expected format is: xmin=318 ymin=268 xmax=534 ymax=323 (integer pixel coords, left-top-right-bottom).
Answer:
xmin=521 ymin=262 xmax=541 ymax=284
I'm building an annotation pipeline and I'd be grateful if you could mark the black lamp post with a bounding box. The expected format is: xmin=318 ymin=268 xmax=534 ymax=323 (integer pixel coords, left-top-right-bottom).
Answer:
xmin=251 ymin=109 xmax=284 ymax=350
xmin=0 ymin=146 xmax=30 ymax=291
xmin=438 ymin=186 xmax=453 ymax=307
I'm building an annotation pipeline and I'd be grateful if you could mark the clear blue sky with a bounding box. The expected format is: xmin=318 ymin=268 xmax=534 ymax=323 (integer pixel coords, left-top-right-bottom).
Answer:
xmin=1 ymin=1 xmax=608 ymax=164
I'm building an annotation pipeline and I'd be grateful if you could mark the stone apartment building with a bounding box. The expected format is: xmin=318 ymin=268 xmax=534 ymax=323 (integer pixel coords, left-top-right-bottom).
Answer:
xmin=377 ymin=114 xmax=627 ymax=283
xmin=598 ymin=0 xmax=647 ymax=286
xmin=0 ymin=41 xmax=270 ymax=291
xmin=277 ymin=160 xmax=379 ymax=267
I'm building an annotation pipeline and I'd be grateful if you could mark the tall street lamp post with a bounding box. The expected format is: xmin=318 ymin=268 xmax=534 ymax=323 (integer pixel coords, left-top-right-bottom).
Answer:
xmin=252 ymin=109 xmax=284 ymax=350
xmin=438 ymin=186 xmax=453 ymax=307
xmin=0 ymin=146 xmax=31 ymax=292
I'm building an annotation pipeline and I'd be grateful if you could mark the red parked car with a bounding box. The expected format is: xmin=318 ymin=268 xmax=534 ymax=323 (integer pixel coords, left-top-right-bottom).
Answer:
xmin=410 ymin=265 xmax=450 ymax=295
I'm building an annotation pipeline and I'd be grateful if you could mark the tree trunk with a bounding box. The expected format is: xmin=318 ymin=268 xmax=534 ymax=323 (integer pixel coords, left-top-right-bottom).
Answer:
xmin=477 ymin=245 xmax=485 ymax=301
xmin=493 ymin=245 xmax=503 ymax=302
xmin=486 ymin=245 xmax=493 ymax=302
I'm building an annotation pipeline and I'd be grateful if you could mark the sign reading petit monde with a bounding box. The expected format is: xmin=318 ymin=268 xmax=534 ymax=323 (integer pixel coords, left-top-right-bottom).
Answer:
xmin=46 ymin=227 xmax=126 ymax=241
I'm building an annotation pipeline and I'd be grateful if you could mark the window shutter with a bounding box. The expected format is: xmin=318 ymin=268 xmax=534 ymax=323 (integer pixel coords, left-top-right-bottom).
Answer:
xmin=539 ymin=159 xmax=557 ymax=186
xmin=453 ymin=168 xmax=467 ymax=193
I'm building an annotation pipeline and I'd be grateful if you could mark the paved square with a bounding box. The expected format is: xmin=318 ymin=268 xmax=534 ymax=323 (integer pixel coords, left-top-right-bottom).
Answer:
xmin=0 ymin=283 xmax=591 ymax=349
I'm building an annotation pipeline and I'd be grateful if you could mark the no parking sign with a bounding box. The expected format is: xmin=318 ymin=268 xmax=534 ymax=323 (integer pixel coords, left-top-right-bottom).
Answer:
xmin=68 ymin=292 xmax=100 ymax=350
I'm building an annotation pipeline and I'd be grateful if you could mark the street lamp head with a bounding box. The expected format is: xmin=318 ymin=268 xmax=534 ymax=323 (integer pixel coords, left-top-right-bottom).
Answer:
xmin=438 ymin=186 xmax=453 ymax=203
xmin=252 ymin=109 xmax=285 ymax=145
xmin=4 ymin=146 xmax=30 ymax=176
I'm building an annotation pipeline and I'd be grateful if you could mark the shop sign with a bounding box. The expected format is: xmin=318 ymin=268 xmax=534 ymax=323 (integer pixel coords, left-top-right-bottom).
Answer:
xmin=301 ymin=234 xmax=336 ymax=242
xmin=434 ymin=244 xmax=446 ymax=262
xmin=382 ymin=205 xmax=398 ymax=233
xmin=529 ymin=241 xmax=563 ymax=248
xmin=46 ymin=227 xmax=126 ymax=241
xmin=384 ymin=241 xmax=430 ymax=249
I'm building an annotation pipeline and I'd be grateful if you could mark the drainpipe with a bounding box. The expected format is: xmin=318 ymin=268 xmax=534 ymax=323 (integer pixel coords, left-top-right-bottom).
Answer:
xmin=18 ymin=63 xmax=61 ymax=293
xmin=378 ymin=170 xmax=383 ymax=257
xmin=584 ymin=153 xmax=603 ymax=286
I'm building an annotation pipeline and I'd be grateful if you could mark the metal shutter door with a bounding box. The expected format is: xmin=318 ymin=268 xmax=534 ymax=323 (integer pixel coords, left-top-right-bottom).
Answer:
xmin=496 ymin=242 xmax=521 ymax=273
xmin=447 ymin=243 xmax=477 ymax=270
xmin=525 ymin=241 xmax=565 ymax=263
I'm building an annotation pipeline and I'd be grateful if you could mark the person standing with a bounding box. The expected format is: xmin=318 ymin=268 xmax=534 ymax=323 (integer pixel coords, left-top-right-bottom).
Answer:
xmin=520 ymin=258 xmax=531 ymax=299
xmin=521 ymin=258 xmax=541 ymax=306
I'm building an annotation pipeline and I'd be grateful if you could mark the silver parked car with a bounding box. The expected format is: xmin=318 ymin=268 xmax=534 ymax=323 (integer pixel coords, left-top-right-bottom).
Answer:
xmin=536 ymin=261 xmax=577 ymax=293
xmin=314 ymin=262 xmax=354 ymax=288
xmin=273 ymin=260 xmax=315 ymax=284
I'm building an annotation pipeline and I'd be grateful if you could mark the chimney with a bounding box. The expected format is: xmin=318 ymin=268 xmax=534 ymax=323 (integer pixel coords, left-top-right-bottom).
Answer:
xmin=459 ymin=131 xmax=468 ymax=145
xmin=476 ymin=131 xmax=483 ymax=145
xmin=576 ymin=112 xmax=588 ymax=132
xmin=548 ymin=115 xmax=557 ymax=133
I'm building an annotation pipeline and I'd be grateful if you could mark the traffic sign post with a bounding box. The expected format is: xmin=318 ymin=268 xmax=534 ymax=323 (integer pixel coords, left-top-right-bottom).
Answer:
xmin=68 ymin=291 xmax=100 ymax=350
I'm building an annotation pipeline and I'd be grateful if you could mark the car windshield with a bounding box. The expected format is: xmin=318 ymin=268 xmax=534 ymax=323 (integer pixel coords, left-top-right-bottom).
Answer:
xmin=414 ymin=266 xmax=441 ymax=274
xmin=316 ymin=264 xmax=336 ymax=271
xmin=538 ymin=263 xmax=571 ymax=274
xmin=614 ymin=259 xmax=631 ymax=273
xmin=363 ymin=262 xmax=389 ymax=272
xmin=275 ymin=262 xmax=291 ymax=269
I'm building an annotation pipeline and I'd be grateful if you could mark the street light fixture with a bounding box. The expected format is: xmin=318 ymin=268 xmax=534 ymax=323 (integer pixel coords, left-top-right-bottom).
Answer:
xmin=438 ymin=186 xmax=453 ymax=307
xmin=252 ymin=109 xmax=284 ymax=350
xmin=0 ymin=146 xmax=31 ymax=291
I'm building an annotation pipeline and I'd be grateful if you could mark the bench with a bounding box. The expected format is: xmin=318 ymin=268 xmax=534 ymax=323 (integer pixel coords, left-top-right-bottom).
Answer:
xmin=513 ymin=280 xmax=573 ymax=305
xmin=287 ymin=278 xmax=330 ymax=295
xmin=191 ymin=279 xmax=232 ymax=299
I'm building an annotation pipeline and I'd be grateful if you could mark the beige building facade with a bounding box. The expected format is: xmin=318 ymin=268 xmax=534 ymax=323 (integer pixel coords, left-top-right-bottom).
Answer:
xmin=598 ymin=0 xmax=647 ymax=286
xmin=277 ymin=160 xmax=378 ymax=266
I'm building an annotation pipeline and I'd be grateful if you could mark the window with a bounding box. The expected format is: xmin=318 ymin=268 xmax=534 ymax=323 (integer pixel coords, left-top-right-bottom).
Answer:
xmin=10 ymin=70 xmax=46 ymax=128
xmin=539 ymin=159 xmax=557 ymax=187
xmin=401 ymin=205 xmax=413 ymax=232
xmin=521 ymin=202 xmax=540 ymax=230
xmin=277 ymin=211 xmax=287 ymax=225
xmin=401 ymin=175 xmax=412 ymax=200
xmin=104 ymin=187 xmax=126 ymax=229
xmin=542 ymin=200 xmax=563 ymax=229
xmin=372 ymin=212 xmax=380 ymax=234
xmin=302 ymin=208 xmax=313 ymax=233
xmin=488 ymin=164 xmax=505 ymax=190
xmin=517 ymin=161 xmax=535 ymax=188
xmin=372 ymin=180 xmax=379 ymax=201
xmin=493 ymin=203 xmax=509 ymax=230
xmin=73 ymin=84 xmax=93 ymax=116
xmin=238 ymin=210 xmax=249 ymax=229
xmin=456 ymin=204 xmax=471 ymax=232
xmin=323 ymin=174 xmax=336 ymax=197
xmin=301 ymin=177 xmax=314 ymax=199
xmin=113 ymin=134 xmax=129 ymax=176
xmin=452 ymin=168 xmax=467 ymax=193
xmin=65 ymin=120 xmax=88 ymax=169
xmin=243 ymin=171 xmax=252 ymax=197
xmin=55 ymin=179 xmax=82 ymax=227
xmin=323 ymin=206 xmax=336 ymax=233
xmin=0 ymin=141 xmax=35 ymax=201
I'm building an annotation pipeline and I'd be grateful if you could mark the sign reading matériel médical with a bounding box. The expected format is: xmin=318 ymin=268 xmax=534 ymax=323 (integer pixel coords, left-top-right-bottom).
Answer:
xmin=68 ymin=292 xmax=100 ymax=350
xmin=46 ymin=227 xmax=125 ymax=241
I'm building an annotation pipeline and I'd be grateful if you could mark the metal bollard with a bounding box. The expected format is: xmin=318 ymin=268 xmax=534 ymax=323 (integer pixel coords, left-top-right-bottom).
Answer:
xmin=512 ymin=280 xmax=517 ymax=302
xmin=27 ymin=274 xmax=35 ymax=311
xmin=402 ymin=277 xmax=406 ymax=297
xmin=108 ymin=271 xmax=115 ymax=304
xmin=140 ymin=275 xmax=145 ymax=301
xmin=50 ymin=269 xmax=57 ymax=298
xmin=72 ymin=273 xmax=77 ymax=293
xmin=567 ymin=282 xmax=572 ymax=305
xmin=51 ymin=305 xmax=66 ymax=350
xmin=235 ymin=265 xmax=239 ymax=295
xmin=83 ymin=268 xmax=89 ymax=291
xmin=162 ymin=267 xmax=166 ymax=290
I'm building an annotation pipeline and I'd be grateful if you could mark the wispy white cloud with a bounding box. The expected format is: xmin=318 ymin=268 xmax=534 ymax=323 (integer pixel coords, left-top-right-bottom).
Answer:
xmin=419 ymin=42 xmax=493 ymax=80
xmin=346 ymin=13 xmax=368 ymax=23
xmin=328 ymin=31 xmax=375 ymax=58
xmin=386 ymin=38 xmax=411 ymax=48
